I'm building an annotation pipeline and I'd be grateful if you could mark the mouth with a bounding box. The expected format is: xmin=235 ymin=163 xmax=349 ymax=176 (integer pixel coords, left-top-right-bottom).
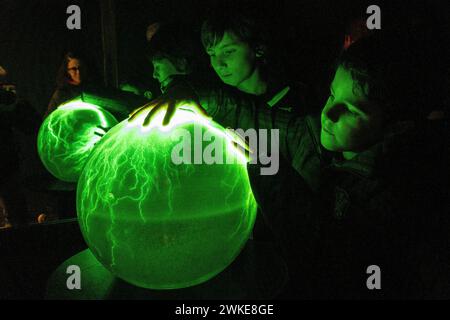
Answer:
xmin=221 ymin=74 xmax=232 ymax=78
xmin=322 ymin=126 xmax=334 ymax=136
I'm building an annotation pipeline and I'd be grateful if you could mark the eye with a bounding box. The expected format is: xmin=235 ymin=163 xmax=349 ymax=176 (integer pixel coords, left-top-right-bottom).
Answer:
xmin=224 ymin=49 xmax=235 ymax=55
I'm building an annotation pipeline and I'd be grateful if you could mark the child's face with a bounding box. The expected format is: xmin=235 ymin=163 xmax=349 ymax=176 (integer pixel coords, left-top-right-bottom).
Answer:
xmin=320 ymin=66 xmax=384 ymax=155
xmin=152 ymin=58 xmax=180 ymax=86
xmin=206 ymin=32 xmax=258 ymax=89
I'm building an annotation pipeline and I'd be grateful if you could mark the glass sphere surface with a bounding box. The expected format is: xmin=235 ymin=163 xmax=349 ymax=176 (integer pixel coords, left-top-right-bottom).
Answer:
xmin=77 ymin=109 xmax=257 ymax=289
xmin=37 ymin=99 xmax=118 ymax=182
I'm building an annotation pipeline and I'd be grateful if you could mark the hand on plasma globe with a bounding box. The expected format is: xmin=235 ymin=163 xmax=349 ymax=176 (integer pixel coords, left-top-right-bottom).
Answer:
xmin=93 ymin=125 xmax=109 ymax=138
xmin=129 ymin=94 xmax=210 ymax=127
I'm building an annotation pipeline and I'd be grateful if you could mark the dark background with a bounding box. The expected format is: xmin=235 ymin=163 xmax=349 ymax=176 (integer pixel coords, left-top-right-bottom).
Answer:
xmin=0 ymin=0 xmax=449 ymax=299
xmin=1 ymin=0 xmax=449 ymax=115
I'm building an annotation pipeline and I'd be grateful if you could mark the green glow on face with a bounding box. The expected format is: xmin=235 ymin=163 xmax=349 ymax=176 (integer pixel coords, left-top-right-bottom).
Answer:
xmin=77 ymin=109 xmax=257 ymax=289
xmin=320 ymin=66 xmax=384 ymax=158
xmin=37 ymin=99 xmax=119 ymax=182
xmin=207 ymin=32 xmax=262 ymax=94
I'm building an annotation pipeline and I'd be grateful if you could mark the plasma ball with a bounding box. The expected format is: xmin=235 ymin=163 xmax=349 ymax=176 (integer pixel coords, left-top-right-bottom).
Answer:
xmin=37 ymin=100 xmax=119 ymax=182
xmin=77 ymin=109 xmax=257 ymax=289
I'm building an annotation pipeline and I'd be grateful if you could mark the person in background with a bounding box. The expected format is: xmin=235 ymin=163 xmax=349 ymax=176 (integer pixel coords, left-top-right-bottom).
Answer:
xmin=45 ymin=51 xmax=99 ymax=117
xmin=0 ymin=65 xmax=16 ymax=104
xmin=146 ymin=22 xmax=199 ymax=94
xmin=0 ymin=65 xmax=30 ymax=227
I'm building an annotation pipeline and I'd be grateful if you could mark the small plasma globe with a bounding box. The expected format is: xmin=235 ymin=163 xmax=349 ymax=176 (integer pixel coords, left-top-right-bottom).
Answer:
xmin=37 ymin=99 xmax=119 ymax=182
xmin=77 ymin=108 xmax=257 ymax=289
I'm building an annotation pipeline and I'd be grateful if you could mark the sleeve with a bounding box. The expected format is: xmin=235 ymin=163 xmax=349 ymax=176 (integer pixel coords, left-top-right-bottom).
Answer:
xmin=285 ymin=115 xmax=322 ymax=192
xmin=45 ymin=89 xmax=63 ymax=118
xmin=46 ymin=87 xmax=82 ymax=118
xmin=230 ymin=105 xmax=322 ymax=192
xmin=160 ymin=75 xmax=221 ymax=117
xmin=81 ymin=86 xmax=149 ymax=118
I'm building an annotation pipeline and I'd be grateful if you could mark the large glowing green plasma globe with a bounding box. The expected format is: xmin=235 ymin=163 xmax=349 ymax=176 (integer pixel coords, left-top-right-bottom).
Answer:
xmin=77 ymin=108 xmax=257 ymax=289
xmin=37 ymin=99 xmax=119 ymax=182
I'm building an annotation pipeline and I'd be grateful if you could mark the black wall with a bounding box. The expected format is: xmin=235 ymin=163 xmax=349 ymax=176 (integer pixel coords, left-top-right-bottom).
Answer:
xmin=0 ymin=0 xmax=103 ymax=116
xmin=2 ymin=0 xmax=448 ymax=117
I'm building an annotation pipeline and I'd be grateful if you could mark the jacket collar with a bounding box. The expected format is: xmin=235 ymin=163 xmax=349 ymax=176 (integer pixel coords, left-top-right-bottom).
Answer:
xmin=329 ymin=144 xmax=382 ymax=178
xmin=328 ymin=121 xmax=415 ymax=178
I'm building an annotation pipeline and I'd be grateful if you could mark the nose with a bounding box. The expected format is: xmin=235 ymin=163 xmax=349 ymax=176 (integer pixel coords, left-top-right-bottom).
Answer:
xmin=152 ymin=69 xmax=159 ymax=80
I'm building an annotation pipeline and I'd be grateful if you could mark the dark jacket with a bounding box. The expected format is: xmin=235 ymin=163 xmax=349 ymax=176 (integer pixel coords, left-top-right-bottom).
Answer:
xmin=46 ymin=84 xmax=83 ymax=118
xmin=311 ymin=120 xmax=450 ymax=299
xmin=46 ymin=84 xmax=149 ymax=121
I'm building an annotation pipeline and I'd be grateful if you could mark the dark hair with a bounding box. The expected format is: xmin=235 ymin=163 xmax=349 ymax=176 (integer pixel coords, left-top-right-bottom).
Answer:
xmin=337 ymin=32 xmax=430 ymax=121
xmin=146 ymin=23 xmax=197 ymax=74
xmin=200 ymin=7 xmax=274 ymax=79
xmin=201 ymin=10 xmax=266 ymax=51
xmin=56 ymin=51 xmax=97 ymax=88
